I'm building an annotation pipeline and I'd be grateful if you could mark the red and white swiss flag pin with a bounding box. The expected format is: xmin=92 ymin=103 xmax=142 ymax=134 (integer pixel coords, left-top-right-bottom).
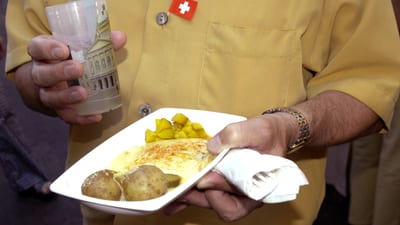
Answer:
xmin=169 ymin=0 xmax=198 ymax=20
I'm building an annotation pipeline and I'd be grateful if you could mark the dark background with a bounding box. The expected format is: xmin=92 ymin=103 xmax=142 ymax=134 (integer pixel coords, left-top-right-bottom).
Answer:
xmin=0 ymin=1 xmax=82 ymax=224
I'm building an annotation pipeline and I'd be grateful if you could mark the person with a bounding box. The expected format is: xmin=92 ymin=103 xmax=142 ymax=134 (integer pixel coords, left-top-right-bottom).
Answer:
xmin=348 ymin=97 xmax=400 ymax=225
xmin=0 ymin=35 xmax=52 ymax=197
xmin=5 ymin=0 xmax=400 ymax=225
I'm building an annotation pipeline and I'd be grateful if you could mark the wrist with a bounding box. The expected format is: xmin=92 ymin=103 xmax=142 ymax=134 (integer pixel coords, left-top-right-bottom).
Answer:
xmin=262 ymin=107 xmax=310 ymax=154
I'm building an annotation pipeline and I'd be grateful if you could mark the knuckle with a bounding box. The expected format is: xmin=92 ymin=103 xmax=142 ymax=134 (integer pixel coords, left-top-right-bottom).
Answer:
xmin=27 ymin=35 xmax=46 ymax=58
xmin=32 ymin=62 xmax=71 ymax=87
xmin=27 ymin=35 xmax=67 ymax=60
xmin=27 ymin=37 xmax=40 ymax=56
xmin=222 ymin=123 xmax=241 ymax=143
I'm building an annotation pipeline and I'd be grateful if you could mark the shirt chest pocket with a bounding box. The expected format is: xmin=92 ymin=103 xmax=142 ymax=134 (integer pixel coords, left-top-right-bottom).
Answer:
xmin=198 ymin=23 xmax=304 ymax=116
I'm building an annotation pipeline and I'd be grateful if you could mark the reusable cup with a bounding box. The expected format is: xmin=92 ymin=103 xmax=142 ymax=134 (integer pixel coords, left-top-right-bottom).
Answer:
xmin=45 ymin=0 xmax=121 ymax=115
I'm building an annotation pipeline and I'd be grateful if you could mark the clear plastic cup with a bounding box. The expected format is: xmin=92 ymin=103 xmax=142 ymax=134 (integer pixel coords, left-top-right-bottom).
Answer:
xmin=45 ymin=0 xmax=121 ymax=115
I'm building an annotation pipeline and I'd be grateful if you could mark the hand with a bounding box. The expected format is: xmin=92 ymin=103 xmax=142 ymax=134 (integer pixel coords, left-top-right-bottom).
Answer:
xmin=207 ymin=113 xmax=298 ymax=156
xmin=14 ymin=31 xmax=127 ymax=124
xmin=164 ymin=114 xmax=298 ymax=221
xmin=165 ymin=172 xmax=263 ymax=222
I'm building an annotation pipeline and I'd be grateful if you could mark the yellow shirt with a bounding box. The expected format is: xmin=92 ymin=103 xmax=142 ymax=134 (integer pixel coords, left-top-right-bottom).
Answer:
xmin=6 ymin=0 xmax=400 ymax=225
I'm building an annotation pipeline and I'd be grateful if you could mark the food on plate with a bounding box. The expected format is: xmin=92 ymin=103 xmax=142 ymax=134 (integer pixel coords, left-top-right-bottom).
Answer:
xmin=81 ymin=169 xmax=122 ymax=201
xmin=145 ymin=113 xmax=210 ymax=143
xmin=117 ymin=165 xmax=168 ymax=201
xmin=81 ymin=113 xmax=213 ymax=201
xmin=81 ymin=166 xmax=182 ymax=201
xmin=165 ymin=173 xmax=181 ymax=188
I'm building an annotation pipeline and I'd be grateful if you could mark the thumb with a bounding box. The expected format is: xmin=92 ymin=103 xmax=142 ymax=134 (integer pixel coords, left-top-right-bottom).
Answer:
xmin=111 ymin=31 xmax=127 ymax=50
xmin=207 ymin=135 xmax=223 ymax=154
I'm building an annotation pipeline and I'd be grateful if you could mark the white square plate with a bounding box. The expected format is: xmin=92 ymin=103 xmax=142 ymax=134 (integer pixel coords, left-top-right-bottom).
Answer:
xmin=50 ymin=108 xmax=246 ymax=215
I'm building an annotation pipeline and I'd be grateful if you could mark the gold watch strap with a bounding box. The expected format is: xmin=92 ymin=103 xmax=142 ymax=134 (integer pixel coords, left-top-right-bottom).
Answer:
xmin=262 ymin=107 xmax=310 ymax=154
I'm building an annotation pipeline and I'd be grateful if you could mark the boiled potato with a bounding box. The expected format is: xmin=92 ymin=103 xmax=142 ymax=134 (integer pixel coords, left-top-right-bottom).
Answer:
xmin=118 ymin=165 xmax=168 ymax=201
xmin=81 ymin=169 xmax=122 ymax=201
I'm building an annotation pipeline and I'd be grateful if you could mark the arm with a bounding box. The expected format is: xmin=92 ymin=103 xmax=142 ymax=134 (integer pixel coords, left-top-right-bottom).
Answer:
xmin=293 ymin=90 xmax=383 ymax=148
xmin=207 ymin=90 xmax=383 ymax=158
xmin=165 ymin=90 xmax=384 ymax=222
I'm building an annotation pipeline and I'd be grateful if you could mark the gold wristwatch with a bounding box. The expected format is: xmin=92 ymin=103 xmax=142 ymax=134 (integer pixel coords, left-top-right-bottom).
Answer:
xmin=262 ymin=107 xmax=310 ymax=155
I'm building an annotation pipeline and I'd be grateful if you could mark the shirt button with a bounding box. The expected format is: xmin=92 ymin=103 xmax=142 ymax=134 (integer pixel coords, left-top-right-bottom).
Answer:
xmin=156 ymin=12 xmax=168 ymax=25
xmin=138 ymin=104 xmax=152 ymax=117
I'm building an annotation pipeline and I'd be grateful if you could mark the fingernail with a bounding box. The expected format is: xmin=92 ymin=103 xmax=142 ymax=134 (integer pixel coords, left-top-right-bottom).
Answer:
xmin=64 ymin=64 xmax=77 ymax=77
xmin=197 ymin=177 xmax=211 ymax=189
xmin=86 ymin=115 xmax=102 ymax=123
xmin=69 ymin=91 xmax=82 ymax=102
xmin=52 ymin=47 xmax=64 ymax=58
xmin=208 ymin=136 xmax=221 ymax=153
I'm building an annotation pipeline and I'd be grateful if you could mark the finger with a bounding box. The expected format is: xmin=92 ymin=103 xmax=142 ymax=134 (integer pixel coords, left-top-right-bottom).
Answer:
xmin=197 ymin=172 xmax=242 ymax=194
xmin=27 ymin=35 xmax=70 ymax=61
xmin=31 ymin=60 xmax=83 ymax=88
xmin=205 ymin=190 xmax=262 ymax=222
xmin=176 ymin=189 xmax=211 ymax=208
xmin=40 ymin=84 xmax=102 ymax=125
xmin=58 ymin=109 xmax=103 ymax=125
xmin=111 ymin=31 xmax=127 ymax=50
xmin=163 ymin=202 xmax=189 ymax=215
xmin=40 ymin=85 xmax=87 ymax=108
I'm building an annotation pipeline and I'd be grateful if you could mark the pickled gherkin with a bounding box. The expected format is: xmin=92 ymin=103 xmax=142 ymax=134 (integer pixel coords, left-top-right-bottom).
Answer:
xmin=145 ymin=113 xmax=210 ymax=143
xmin=172 ymin=113 xmax=189 ymax=128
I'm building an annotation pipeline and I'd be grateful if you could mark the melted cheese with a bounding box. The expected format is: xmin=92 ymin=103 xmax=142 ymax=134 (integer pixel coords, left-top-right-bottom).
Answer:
xmin=109 ymin=138 xmax=214 ymax=183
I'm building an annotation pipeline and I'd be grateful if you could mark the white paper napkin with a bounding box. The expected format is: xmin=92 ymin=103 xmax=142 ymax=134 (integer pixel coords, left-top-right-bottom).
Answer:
xmin=214 ymin=149 xmax=308 ymax=203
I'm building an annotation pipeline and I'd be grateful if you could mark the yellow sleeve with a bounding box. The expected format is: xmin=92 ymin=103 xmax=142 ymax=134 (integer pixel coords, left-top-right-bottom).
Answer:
xmin=6 ymin=0 xmax=51 ymax=78
xmin=306 ymin=0 xmax=400 ymax=128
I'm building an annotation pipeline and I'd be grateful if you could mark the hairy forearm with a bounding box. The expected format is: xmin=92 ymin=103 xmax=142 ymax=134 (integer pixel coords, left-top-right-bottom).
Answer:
xmin=293 ymin=90 xmax=383 ymax=148
xmin=14 ymin=62 xmax=56 ymax=116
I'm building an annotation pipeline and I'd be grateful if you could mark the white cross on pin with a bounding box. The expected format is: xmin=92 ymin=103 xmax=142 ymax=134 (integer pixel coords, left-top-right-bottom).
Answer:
xmin=179 ymin=1 xmax=191 ymax=14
